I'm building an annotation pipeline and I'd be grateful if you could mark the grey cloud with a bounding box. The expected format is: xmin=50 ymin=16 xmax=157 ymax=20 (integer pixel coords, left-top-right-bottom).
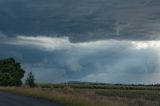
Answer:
xmin=0 ymin=41 xmax=159 ymax=84
xmin=0 ymin=0 xmax=160 ymax=42
xmin=1 ymin=0 xmax=160 ymax=84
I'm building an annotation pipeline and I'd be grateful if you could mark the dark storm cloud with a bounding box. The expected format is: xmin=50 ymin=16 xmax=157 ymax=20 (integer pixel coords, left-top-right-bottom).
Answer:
xmin=0 ymin=0 xmax=160 ymax=42
xmin=1 ymin=0 xmax=160 ymax=84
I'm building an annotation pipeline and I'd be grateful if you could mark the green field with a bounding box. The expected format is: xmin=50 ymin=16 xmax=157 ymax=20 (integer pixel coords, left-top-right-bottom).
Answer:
xmin=0 ymin=84 xmax=160 ymax=106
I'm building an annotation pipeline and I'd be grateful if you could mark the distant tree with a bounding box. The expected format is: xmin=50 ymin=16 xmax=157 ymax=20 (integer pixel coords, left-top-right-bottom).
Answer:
xmin=0 ymin=58 xmax=25 ymax=86
xmin=25 ymin=71 xmax=35 ymax=87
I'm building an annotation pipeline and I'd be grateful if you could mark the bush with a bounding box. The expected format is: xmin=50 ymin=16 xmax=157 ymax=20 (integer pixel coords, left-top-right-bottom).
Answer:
xmin=25 ymin=71 xmax=35 ymax=87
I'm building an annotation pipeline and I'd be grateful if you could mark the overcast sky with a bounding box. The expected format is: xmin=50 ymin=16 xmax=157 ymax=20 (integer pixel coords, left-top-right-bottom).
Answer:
xmin=1 ymin=0 xmax=160 ymax=84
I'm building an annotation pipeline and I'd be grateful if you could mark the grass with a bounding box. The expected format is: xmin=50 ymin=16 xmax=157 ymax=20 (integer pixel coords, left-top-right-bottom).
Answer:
xmin=0 ymin=85 xmax=160 ymax=106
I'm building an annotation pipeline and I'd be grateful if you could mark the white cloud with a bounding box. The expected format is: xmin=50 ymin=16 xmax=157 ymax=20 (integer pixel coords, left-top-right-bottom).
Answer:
xmin=5 ymin=36 xmax=71 ymax=51
xmin=131 ymin=41 xmax=160 ymax=50
xmin=3 ymin=35 xmax=160 ymax=52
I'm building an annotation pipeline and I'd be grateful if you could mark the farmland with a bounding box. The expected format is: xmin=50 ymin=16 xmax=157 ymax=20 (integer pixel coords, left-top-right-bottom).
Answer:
xmin=0 ymin=83 xmax=160 ymax=106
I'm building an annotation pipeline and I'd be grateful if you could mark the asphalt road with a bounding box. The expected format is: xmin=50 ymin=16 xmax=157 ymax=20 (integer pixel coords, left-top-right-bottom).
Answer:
xmin=0 ymin=92 xmax=63 ymax=106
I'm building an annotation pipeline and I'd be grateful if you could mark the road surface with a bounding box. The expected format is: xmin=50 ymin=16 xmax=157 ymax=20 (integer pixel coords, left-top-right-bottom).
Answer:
xmin=0 ymin=92 xmax=63 ymax=106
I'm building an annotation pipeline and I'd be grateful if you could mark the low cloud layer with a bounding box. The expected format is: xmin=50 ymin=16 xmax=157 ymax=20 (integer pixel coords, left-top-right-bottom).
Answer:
xmin=0 ymin=0 xmax=160 ymax=42
xmin=1 ymin=36 xmax=160 ymax=84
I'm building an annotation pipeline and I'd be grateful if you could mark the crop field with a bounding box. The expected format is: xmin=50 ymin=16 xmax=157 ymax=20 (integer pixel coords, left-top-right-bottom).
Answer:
xmin=0 ymin=84 xmax=160 ymax=106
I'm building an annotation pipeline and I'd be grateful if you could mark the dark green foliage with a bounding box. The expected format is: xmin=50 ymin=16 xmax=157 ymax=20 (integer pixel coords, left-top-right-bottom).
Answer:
xmin=0 ymin=58 xmax=25 ymax=86
xmin=25 ymin=71 xmax=35 ymax=87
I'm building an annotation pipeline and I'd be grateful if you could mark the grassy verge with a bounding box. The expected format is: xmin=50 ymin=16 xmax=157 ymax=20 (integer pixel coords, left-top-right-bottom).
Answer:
xmin=0 ymin=87 xmax=160 ymax=106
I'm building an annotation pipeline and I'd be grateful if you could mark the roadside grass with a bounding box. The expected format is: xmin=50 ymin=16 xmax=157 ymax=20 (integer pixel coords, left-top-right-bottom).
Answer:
xmin=0 ymin=86 xmax=160 ymax=106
